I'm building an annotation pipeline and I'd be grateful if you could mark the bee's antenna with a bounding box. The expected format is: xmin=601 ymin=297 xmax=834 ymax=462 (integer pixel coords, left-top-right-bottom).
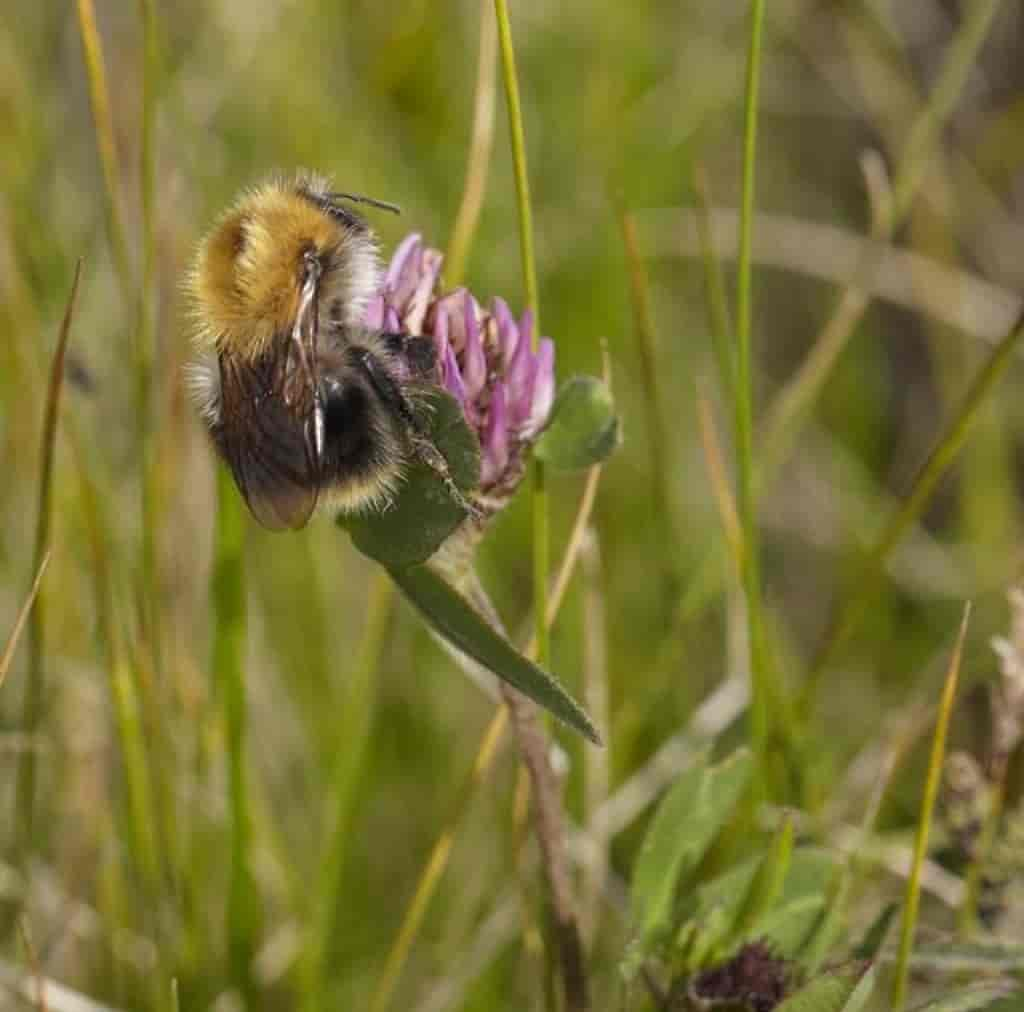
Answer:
xmin=330 ymin=192 xmax=402 ymax=216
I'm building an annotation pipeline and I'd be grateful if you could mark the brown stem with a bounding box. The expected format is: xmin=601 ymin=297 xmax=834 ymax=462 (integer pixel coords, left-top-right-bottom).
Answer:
xmin=498 ymin=682 xmax=589 ymax=1010
xmin=462 ymin=573 xmax=589 ymax=1011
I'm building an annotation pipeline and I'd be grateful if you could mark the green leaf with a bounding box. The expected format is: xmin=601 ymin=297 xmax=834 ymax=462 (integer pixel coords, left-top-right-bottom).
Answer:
xmin=631 ymin=749 xmax=753 ymax=943
xmin=679 ymin=904 xmax=732 ymax=973
xmin=841 ymin=966 xmax=879 ymax=1012
xmin=909 ymin=989 xmax=1020 ymax=1012
xmin=851 ymin=902 xmax=898 ymax=962
xmin=729 ymin=813 xmax=794 ymax=944
xmin=685 ymin=848 xmax=835 ymax=962
xmin=908 ymin=942 xmax=1024 ymax=973
xmin=801 ymin=862 xmax=855 ymax=974
xmin=534 ymin=375 xmax=620 ymax=471
xmin=775 ymin=964 xmax=873 ymax=1012
xmin=389 ymin=564 xmax=600 ymax=744
xmin=339 ymin=389 xmax=480 ymax=570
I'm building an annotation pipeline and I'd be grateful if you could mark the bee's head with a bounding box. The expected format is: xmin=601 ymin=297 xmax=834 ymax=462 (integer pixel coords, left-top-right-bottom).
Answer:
xmin=189 ymin=174 xmax=381 ymax=361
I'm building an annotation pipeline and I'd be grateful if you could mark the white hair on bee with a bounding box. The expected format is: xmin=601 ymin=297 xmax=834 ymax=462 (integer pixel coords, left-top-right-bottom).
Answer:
xmin=183 ymin=354 xmax=221 ymax=425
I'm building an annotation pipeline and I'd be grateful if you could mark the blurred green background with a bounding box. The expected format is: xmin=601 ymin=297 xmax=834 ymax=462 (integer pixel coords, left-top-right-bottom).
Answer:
xmin=2 ymin=0 xmax=1024 ymax=1008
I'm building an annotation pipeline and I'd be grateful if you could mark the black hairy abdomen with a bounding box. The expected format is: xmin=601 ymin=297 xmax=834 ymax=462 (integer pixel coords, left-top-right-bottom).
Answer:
xmin=319 ymin=374 xmax=391 ymax=484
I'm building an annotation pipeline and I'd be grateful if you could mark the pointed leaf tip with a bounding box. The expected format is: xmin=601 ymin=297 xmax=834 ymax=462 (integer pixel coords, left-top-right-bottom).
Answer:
xmin=776 ymin=962 xmax=875 ymax=1012
xmin=389 ymin=563 xmax=602 ymax=745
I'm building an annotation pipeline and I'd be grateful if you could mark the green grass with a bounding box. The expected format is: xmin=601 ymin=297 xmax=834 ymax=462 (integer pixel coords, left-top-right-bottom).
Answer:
xmin=1 ymin=1 xmax=1023 ymax=1008
xmin=733 ymin=0 xmax=771 ymax=780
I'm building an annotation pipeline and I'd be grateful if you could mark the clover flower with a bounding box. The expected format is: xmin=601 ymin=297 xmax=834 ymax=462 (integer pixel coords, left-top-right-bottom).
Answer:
xmin=364 ymin=234 xmax=555 ymax=502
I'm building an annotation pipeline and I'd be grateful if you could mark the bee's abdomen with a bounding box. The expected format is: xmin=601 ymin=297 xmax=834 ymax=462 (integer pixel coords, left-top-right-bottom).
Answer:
xmin=323 ymin=379 xmax=372 ymax=460
xmin=318 ymin=372 xmax=403 ymax=510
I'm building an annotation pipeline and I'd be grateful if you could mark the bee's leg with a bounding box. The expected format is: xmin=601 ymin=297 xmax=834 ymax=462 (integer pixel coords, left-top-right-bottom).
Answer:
xmin=381 ymin=331 xmax=437 ymax=380
xmin=356 ymin=350 xmax=484 ymax=521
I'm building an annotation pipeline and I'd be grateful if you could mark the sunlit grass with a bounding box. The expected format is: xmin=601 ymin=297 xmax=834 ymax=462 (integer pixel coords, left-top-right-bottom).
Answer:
xmin=2 ymin=0 xmax=1024 ymax=1008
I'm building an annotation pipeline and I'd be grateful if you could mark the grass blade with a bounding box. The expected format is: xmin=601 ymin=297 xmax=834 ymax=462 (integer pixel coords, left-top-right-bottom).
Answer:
xmin=211 ymin=468 xmax=258 ymax=999
xmin=619 ymin=207 xmax=678 ymax=597
xmin=762 ymin=0 xmax=1003 ymax=489
xmin=13 ymin=259 xmax=82 ymax=859
xmin=493 ymin=0 xmax=549 ymax=675
xmin=74 ymin=0 xmax=131 ymax=298
xmin=734 ymin=0 xmax=771 ymax=773
xmin=369 ymin=709 xmax=509 ymax=1012
xmin=730 ymin=812 xmax=794 ymax=944
xmin=693 ymin=166 xmax=735 ymax=400
xmin=66 ymin=422 xmax=160 ymax=890
xmin=891 ymin=603 xmax=971 ymax=1012
xmin=136 ymin=0 xmax=161 ymax=663
xmin=0 ymin=554 xmax=49 ymax=690
xmin=804 ymin=312 xmax=1024 ymax=710
xmin=302 ymin=573 xmax=394 ymax=1010
xmin=445 ymin=0 xmax=498 ymax=288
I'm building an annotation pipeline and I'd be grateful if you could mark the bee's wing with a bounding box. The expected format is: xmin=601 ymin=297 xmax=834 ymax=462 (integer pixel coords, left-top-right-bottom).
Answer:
xmin=214 ymin=348 xmax=321 ymax=530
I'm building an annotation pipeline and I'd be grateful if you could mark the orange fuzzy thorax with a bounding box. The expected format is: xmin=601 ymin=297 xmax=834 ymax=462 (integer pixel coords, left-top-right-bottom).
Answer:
xmin=190 ymin=183 xmax=351 ymax=359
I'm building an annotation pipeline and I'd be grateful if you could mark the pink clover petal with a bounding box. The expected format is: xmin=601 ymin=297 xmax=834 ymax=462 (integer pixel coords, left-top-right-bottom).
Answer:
xmin=461 ymin=293 xmax=487 ymax=399
xmin=442 ymin=342 xmax=467 ymax=406
xmin=384 ymin=233 xmax=422 ymax=291
xmin=374 ymin=233 xmax=563 ymax=493
xmin=491 ymin=296 xmax=518 ymax=370
xmin=401 ymin=248 xmax=444 ymax=335
xmin=432 ymin=306 xmax=450 ymax=365
xmin=506 ymin=312 xmax=534 ymax=402
xmin=433 ymin=291 xmax=467 ymax=353
xmin=480 ymin=383 xmax=510 ymax=488
xmin=521 ymin=338 xmax=555 ymax=438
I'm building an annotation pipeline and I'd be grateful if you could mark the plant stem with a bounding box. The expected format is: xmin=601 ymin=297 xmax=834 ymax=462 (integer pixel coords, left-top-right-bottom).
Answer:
xmin=620 ymin=207 xmax=678 ymax=601
xmin=734 ymin=0 xmax=770 ymax=772
xmin=494 ymin=0 xmax=539 ymax=320
xmin=12 ymin=261 xmax=82 ymax=863
xmin=493 ymin=0 xmax=549 ymax=673
xmin=74 ymin=0 xmax=132 ymax=300
xmin=892 ymin=604 xmax=970 ymax=1012
xmin=693 ymin=166 xmax=735 ymax=401
xmin=303 ymin=573 xmax=393 ymax=1010
xmin=466 ymin=578 xmax=589 ymax=1012
xmin=0 ymin=556 xmax=49 ymax=689
xmin=446 ymin=0 xmax=498 ymax=289
xmin=888 ymin=0 xmax=1003 ymax=222
xmin=137 ymin=0 xmax=161 ymax=658
xmin=212 ymin=469 xmax=257 ymax=1000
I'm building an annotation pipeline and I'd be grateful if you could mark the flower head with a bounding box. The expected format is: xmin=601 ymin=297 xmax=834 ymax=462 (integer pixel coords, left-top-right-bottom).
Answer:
xmin=366 ymin=235 xmax=555 ymax=503
xmin=685 ymin=941 xmax=792 ymax=1012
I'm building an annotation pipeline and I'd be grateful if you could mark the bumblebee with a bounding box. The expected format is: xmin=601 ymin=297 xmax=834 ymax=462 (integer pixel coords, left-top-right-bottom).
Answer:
xmin=187 ymin=173 xmax=472 ymax=530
